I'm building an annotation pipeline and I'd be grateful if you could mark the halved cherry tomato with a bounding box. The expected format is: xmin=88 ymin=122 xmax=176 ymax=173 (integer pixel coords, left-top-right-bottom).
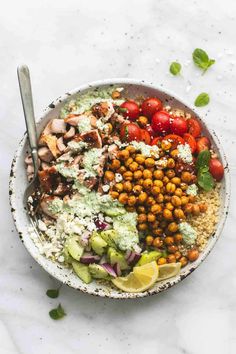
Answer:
xmin=140 ymin=129 xmax=151 ymax=145
xmin=209 ymin=158 xmax=224 ymax=181
xmin=141 ymin=97 xmax=162 ymax=118
xmin=196 ymin=136 xmax=211 ymax=154
xmin=187 ymin=118 xmax=202 ymax=138
xmin=120 ymin=100 xmax=140 ymax=121
xmin=163 ymin=134 xmax=184 ymax=149
xmin=120 ymin=123 xmax=141 ymax=142
xmin=170 ymin=117 xmax=188 ymax=136
xmin=151 ymin=111 xmax=170 ymax=135
xmin=151 ymin=136 xmax=163 ymax=146
xmin=183 ymin=133 xmax=197 ymax=153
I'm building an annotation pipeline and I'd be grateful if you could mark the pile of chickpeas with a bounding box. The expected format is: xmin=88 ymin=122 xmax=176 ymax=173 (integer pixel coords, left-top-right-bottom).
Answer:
xmin=104 ymin=141 xmax=208 ymax=267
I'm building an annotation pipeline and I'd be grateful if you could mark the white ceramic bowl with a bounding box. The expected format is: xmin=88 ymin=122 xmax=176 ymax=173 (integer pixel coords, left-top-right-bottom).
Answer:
xmin=9 ymin=79 xmax=230 ymax=299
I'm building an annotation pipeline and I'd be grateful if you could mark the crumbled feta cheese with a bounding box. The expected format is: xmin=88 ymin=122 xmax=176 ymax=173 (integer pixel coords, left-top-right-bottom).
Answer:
xmin=115 ymin=173 xmax=123 ymax=182
xmin=177 ymin=144 xmax=193 ymax=163
xmin=82 ymin=148 xmax=103 ymax=178
xmin=186 ymin=184 xmax=198 ymax=196
xmin=130 ymin=141 xmax=159 ymax=158
xmin=38 ymin=220 xmax=47 ymax=232
xmin=179 ymin=222 xmax=197 ymax=245
xmin=28 ymin=196 xmax=33 ymax=204
xmin=77 ymin=116 xmax=91 ymax=133
xmin=67 ymin=140 xmax=88 ymax=151
xmin=102 ymin=185 xmax=110 ymax=193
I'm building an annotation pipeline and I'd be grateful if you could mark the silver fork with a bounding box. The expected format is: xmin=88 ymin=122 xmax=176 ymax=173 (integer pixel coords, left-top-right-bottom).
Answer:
xmin=17 ymin=65 xmax=44 ymax=240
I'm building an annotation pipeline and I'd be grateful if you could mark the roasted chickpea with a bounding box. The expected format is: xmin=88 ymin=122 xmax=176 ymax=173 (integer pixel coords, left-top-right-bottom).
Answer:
xmin=133 ymin=185 xmax=143 ymax=195
xmin=136 ymin=178 xmax=144 ymax=186
xmin=199 ymin=202 xmax=208 ymax=213
xmin=181 ymin=171 xmax=192 ymax=184
xmin=153 ymin=237 xmax=163 ymax=248
xmin=164 ymin=237 xmax=174 ymax=247
xmin=171 ymin=177 xmax=181 ymax=185
xmin=112 ymin=90 xmax=121 ymax=99
xmin=184 ymin=203 xmax=193 ymax=214
xmin=146 ymin=196 xmax=156 ymax=206
xmin=167 ymin=158 xmax=175 ymax=168
xmin=133 ymin=170 xmax=143 ymax=180
xmin=111 ymin=159 xmax=121 ymax=170
xmin=135 ymin=154 xmax=145 ymax=164
xmin=156 ymin=193 xmax=164 ymax=203
xmin=143 ymin=179 xmax=153 ymax=189
xmin=150 ymin=204 xmax=162 ymax=215
xmin=171 ymin=195 xmax=182 ymax=207
xmin=138 ymin=115 xmax=149 ymax=127
xmin=166 ymin=182 xmax=176 ymax=194
xmin=138 ymin=192 xmax=148 ymax=204
xmin=163 ymin=208 xmax=173 ymax=220
xmin=180 ymin=196 xmax=189 ymax=206
xmin=118 ymin=166 xmax=126 ymax=174
xmin=156 ymin=158 xmax=168 ymax=169
xmin=126 ymin=206 xmax=136 ymax=213
xmin=153 ymin=180 xmax=164 ymax=188
xmin=104 ymin=170 xmax=115 ymax=181
xmin=127 ymin=195 xmax=136 ymax=206
xmin=192 ymin=204 xmax=200 ymax=216
xmin=154 ymin=170 xmax=164 ymax=180
xmin=143 ymin=169 xmax=152 ymax=179
xmin=129 ymin=162 xmax=139 ymax=172
xmin=145 ymin=158 xmax=155 ymax=168
xmin=145 ymin=235 xmax=154 ymax=246
xmin=118 ymin=192 xmax=128 ymax=204
xmin=114 ymin=183 xmax=123 ymax=193
xmin=187 ymin=249 xmax=199 ymax=262
xmin=138 ymin=223 xmax=148 ymax=231
xmin=188 ymin=195 xmax=196 ymax=203
xmin=162 ymin=176 xmax=170 ymax=185
xmin=166 ymin=169 xmax=175 ymax=179
xmin=138 ymin=213 xmax=147 ymax=223
xmin=161 ymin=140 xmax=172 ymax=151
xmin=153 ymin=228 xmax=163 ymax=236
xmin=180 ymin=256 xmax=188 ymax=267
xmin=137 ymin=206 xmax=146 ymax=213
xmin=166 ymin=202 xmax=174 ymax=211
xmin=180 ymin=182 xmax=188 ymax=191
xmin=174 ymin=233 xmax=183 ymax=244
xmin=174 ymin=251 xmax=182 ymax=260
xmin=118 ymin=149 xmax=129 ymax=160
xmin=167 ymin=254 xmax=176 ymax=263
xmin=151 ymin=186 xmax=161 ymax=196
xmin=147 ymin=213 xmax=155 ymax=223
xmin=123 ymin=181 xmax=132 ymax=192
xmin=168 ymin=222 xmax=178 ymax=233
xmin=167 ymin=245 xmax=178 ymax=253
xmin=174 ymin=208 xmax=185 ymax=220
xmin=126 ymin=145 xmax=136 ymax=154
xmin=158 ymin=257 xmax=167 ymax=265
xmin=110 ymin=191 xmax=119 ymax=199
xmin=174 ymin=188 xmax=183 ymax=197
xmin=170 ymin=149 xmax=179 ymax=158
xmin=123 ymin=171 xmax=133 ymax=181
xmin=124 ymin=157 xmax=133 ymax=167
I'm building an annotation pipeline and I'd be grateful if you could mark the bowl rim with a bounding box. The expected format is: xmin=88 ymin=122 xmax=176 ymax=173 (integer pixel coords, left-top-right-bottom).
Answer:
xmin=9 ymin=78 xmax=231 ymax=299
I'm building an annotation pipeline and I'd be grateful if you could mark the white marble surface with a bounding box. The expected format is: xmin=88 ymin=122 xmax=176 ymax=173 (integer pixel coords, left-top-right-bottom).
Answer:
xmin=1 ymin=0 xmax=236 ymax=353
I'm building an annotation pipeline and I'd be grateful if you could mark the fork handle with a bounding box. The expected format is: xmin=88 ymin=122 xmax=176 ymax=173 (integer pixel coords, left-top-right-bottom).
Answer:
xmin=17 ymin=65 xmax=39 ymax=175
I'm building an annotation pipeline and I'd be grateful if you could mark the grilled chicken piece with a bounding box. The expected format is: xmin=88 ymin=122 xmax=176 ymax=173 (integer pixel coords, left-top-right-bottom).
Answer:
xmin=64 ymin=126 xmax=75 ymax=139
xmin=56 ymin=137 xmax=66 ymax=152
xmin=38 ymin=147 xmax=54 ymax=162
xmin=53 ymin=182 xmax=71 ymax=196
xmin=41 ymin=162 xmax=51 ymax=170
xmin=108 ymin=144 xmax=118 ymax=159
xmin=80 ymin=129 xmax=102 ymax=148
xmin=50 ymin=119 xmax=67 ymax=134
xmin=84 ymin=177 xmax=97 ymax=189
xmin=43 ymin=135 xmax=60 ymax=158
xmin=40 ymin=195 xmax=60 ymax=219
xmin=64 ymin=114 xmax=81 ymax=126
xmin=38 ymin=166 xmax=58 ymax=193
xmin=92 ymin=101 xmax=114 ymax=120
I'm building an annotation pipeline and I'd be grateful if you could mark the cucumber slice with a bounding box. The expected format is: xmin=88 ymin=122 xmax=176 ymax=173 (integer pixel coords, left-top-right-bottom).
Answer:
xmin=66 ymin=237 xmax=84 ymax=261
xmin=72 ymin=262 xmax=92 ymax=284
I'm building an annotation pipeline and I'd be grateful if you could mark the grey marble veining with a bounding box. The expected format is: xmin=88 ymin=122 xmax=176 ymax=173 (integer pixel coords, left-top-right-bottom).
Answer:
xmin=0 ymin=0 xmax=236 ymax=353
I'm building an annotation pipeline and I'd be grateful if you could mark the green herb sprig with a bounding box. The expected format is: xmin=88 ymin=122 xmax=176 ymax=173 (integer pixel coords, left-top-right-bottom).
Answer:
xmin=192 ymin=48 xmax=215 ymax=73
xmin=46 ymin=288 xmax=60 ymax=299
xmin=194 ymin=93 xmax=210 ymax=107
xmin=169 ymin=62 xmax=181 ymax=76
xmin=196 ymin=150 xmax=214 ymax=191
xmin=49 ymin=304 xmax=66 ymax=320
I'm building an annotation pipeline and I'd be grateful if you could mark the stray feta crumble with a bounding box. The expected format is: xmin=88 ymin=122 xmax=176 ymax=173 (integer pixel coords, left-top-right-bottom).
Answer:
xmin=115 ymin=173 xmax=123 ymax=182
xmin=186 ymin=184 xmax=198 ymax=196
xmin=102 ymin=185 xmax=110 ymax=193
xmin=38 ymin=220 xmax=47 ymax=232
xmin=177 ymin=143 xmax=193 ymax=163
xmin=130 ymin=141 xmax=159 ymax=158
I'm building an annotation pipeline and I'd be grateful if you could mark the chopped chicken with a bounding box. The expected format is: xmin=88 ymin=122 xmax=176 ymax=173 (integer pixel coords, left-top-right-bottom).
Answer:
xmin=56 ymin=137 xmax=66 ymax=152
xmin=80 ymin=129 xmax=102 ymax=148
xmin=50 ymin=119 xmax=67 ymax=134
xmin=64 ymin=126 xmax=75 ymax=140
xmin=38 ymin=147 xmax=54 ymax=162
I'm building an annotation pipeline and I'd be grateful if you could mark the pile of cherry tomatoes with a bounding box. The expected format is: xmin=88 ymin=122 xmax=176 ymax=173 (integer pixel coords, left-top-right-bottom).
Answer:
xmin=119 ymin=97 xmax=224 ymax=182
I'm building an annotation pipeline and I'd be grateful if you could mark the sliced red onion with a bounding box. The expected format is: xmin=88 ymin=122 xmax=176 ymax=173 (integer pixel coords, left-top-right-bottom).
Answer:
xmin=80 ymin=231 xmax=91 ymax=247
xmin=127 ymin=251 xmax=141 ymax=265
xmin=125 ymin=250 xmax=132 ymax=260
xmin=101 ymin=263 xmax=117 ymax=278
xmin=80 ymin=253 xmax=100 ymax=264
xmin=113 ymin=263 xmax=121 ymax=277
xmin=94 ymin=219 xmax=109 ymax=231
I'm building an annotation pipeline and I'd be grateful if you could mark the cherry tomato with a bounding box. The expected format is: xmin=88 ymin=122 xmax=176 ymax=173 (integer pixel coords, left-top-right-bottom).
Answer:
xmin=187 ymin=118 xmax=202 ymax=138
xmin=196 ymin=136 xmax=211 ymax=154
xmin=163 ymin=134 xmax=185 ymax=149
xmin=140 ymin=129 xmax=151 ymax=145
xmin=183 ymin=133 xmax=197 ymax=153
xmin=120 ymin=123 xmax=141 ymax=142
xmin=151 ymin=136 xmax=163 ymax=146
xmin=141 ymin=97 xmax=162 ymax=118
xmin=146 ymin=124 xmax=156 ymax=139
xmin=120 ymin=100 xmax=140 ymax=121
xmin=170 ymin=117 xmax=188 ymax=136
xmin=209 ymin=158 xmax=224 ymax=181
xmin=151 ymin=111 xmax=170 ymax=135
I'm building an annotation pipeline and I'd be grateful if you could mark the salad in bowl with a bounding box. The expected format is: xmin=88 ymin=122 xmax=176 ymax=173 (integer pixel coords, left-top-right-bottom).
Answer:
xmin=10 ymin=80 xmax=229 ymax=298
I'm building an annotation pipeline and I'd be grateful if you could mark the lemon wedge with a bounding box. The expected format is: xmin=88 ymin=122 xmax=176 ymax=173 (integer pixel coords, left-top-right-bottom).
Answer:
xmin=157 ymin=262 xmax=181 ymax=281
xmin=112 ymin=261 xmax=159 ymax=293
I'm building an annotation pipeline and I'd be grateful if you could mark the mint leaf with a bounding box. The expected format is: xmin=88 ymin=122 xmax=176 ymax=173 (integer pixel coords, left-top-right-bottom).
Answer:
xmin=46 ymin=288 xmax=59 ymax=299
xmin=192 ymin=48 xmax=215 ymax=73
xmin=194 ymin=93 xmax=210 ymax=107
xmin=169 ymin=62 xmax=181 ymax=75
xmin=196 ymin=150 xmax=211 ymax=170
xmin=197 ymin=170 xmax=214 ymax=191
xmin=49 ymin=304 xmax=66 ymax=320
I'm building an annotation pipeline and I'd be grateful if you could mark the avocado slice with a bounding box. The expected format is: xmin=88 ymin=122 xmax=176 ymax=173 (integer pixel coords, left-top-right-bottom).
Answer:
xmin=136 ymin=251 xmax=162 ymax=266
xmin=100 ymin=230 xmax=117 ymax=248
xmin=104 ymin=207 xmax=126 ymax=217
xmin=66 ymin=237 xmax=84 ymax=261
xmin=107 ymin=247 xmax=129 ymax=270
xmin=72 ymin=261 xmax=92 ymax=284
xmin=88 ymin=264 xmax=109 ymax=279
xmin=90 ymin=233 xmax=107 ymax=256
xmin=62 ymin=247 xmax=74 ymax=264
